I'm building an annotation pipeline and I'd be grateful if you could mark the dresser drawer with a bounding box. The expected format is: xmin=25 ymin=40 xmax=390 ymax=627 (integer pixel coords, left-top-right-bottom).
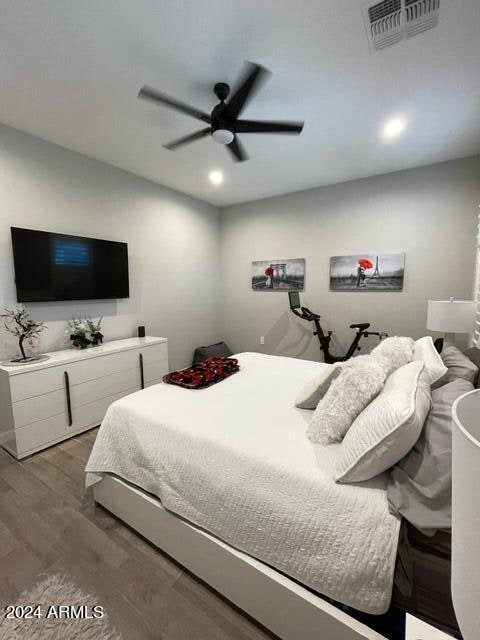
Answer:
xmin=10 ymin=365 xmax=67 ymax=402
xmin=143 ymin=359 xmax=169 ymax=383
xmin=139 ymin=342 xmax=168 ymax=365
xmin=71 ymin=367 xmax=142 ymax=407
xmin=12 ymin=367 xmax=143 ymax=428
xmin=64 ymin=346 xmax=166 ymax=390
xmin=13 ymin=388 xmax=67 ymax=428
xmin=15 ymin=388 xmax=135 ymax=456
xmin=10 ymin=342 xmax=168 ymax=401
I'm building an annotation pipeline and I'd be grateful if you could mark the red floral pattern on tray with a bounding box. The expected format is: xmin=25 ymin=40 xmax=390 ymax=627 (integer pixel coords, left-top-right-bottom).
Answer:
xmin=163 ymin=356 xmax=240 ymax=389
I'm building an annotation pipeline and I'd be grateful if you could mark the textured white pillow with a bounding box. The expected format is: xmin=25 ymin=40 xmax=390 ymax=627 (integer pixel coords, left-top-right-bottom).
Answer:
xmin=334 ymin=361 xmax=431 ymax=483
xmin=294 ymin=365 xmax=342 ymax=409
xmin=307 ymin=355 xmax=390 ymax=445
xmin=371 ymin=336 xmax=414 ymax=373
xmin=414 ymin=336 xmax=447 ymax=385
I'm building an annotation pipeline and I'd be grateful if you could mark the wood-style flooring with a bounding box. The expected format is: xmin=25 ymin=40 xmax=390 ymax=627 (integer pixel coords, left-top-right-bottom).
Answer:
xmin=0 ymin=429 xmax=274 ymax=640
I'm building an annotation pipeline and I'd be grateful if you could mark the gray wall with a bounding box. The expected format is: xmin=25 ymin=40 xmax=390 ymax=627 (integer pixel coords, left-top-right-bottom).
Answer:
xmin=0 ymin=125 xmax=220 ymax=370
xmin=220 ymin=157 xmax=480 ymax=361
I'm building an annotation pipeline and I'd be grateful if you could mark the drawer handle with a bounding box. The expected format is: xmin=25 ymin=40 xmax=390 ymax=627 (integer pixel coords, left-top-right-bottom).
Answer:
xmin=64 ymin=371 xmax=73 ymax=427
xmin=139 ymin=353 xmax=145 ymax=390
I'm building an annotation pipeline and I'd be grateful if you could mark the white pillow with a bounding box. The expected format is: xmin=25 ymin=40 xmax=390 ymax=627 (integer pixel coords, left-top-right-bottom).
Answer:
xmin=371 ymin=336 xmax=414 ymax=373
xmin=307 ymin=355 xmax=390 ymax=445
xmin=334 ymin=361 xmax=431 ymax=483
xmin=295 ymin=365 xmax=342 ymax=409
xmin=414 ymin=336 xmax=447 ymax=385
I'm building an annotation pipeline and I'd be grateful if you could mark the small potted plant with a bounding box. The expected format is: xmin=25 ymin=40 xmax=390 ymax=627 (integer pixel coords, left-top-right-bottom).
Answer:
xmin=0 ymin=306 xmax=47 ymax=363
xmin=68 ymin=316 xmax=103 ymax=349
xmin=86 ymin=317 xmax=104 ymax=346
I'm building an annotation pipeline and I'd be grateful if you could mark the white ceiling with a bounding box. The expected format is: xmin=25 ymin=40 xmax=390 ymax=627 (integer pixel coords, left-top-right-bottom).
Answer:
xmin=1 ymin=0 xmax=479 ymax=207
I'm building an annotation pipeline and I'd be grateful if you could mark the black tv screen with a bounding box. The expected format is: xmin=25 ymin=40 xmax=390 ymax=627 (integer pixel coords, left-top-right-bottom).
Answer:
xmin=11 ymin=227 xmax=129 ymax=302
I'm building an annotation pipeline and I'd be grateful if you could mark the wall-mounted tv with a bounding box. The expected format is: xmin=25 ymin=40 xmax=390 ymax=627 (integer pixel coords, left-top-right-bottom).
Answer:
xmin=11 ymin=227 xmax=129 ymax=302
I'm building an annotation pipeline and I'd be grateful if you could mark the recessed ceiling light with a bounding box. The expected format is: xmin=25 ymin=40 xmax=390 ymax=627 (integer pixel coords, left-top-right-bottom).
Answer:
xmin=381 ymin=117 xmax=407 ymax=140
xmin=209 ymin=170 xmax=223 ymax=186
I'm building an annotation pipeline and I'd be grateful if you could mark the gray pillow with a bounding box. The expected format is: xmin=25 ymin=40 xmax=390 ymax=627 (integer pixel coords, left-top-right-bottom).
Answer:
xmin=294 ymin=365 xmax=342 ymax=409
xmin=433 ymin=345 xmax=479 ymax=389
xmin=192 ymin=341 xmax=233 ymax=366
xmin=464 ymin=347 xmax=480 ymax=387
xmin=387 ymin=377 xmax=474 ymax=534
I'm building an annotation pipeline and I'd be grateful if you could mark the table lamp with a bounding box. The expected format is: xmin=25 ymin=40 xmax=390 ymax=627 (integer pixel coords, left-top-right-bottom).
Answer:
xmin=427 ymin=298 xmax=476 ymax=352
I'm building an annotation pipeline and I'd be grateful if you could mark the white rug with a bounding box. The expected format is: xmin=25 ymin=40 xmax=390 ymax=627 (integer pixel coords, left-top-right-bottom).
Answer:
xmin=0 ymin=574 xmax=121 ymax=640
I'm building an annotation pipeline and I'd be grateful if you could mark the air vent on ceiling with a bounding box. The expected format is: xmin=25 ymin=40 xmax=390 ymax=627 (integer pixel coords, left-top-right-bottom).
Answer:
xmin=405 ymin=0 xmax=440 ymax=38
xmin=363 ymin=0 xmax=440 ymax=52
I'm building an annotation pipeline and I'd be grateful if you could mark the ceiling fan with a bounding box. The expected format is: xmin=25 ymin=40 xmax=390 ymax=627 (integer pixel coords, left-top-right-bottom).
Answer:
xmin=137 ymin=62 xmax=304 ymax=162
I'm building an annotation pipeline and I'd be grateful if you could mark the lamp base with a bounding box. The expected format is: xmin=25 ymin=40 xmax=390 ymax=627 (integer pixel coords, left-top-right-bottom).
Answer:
xmin=434 ymin=333 xmax=456 ymax=354
xmin=444 ymin=332 xmax=456 ymax=348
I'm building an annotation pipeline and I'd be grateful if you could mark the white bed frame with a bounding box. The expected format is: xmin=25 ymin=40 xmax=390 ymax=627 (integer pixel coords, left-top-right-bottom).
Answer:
xmin=94 ymin=475 xmax=389 ymax=640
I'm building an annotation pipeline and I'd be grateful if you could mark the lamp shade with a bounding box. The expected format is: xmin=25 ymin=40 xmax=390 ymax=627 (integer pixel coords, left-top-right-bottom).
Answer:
xmin=452 ymin=389 xmax=480 ymax=640
xmin=426 ymin=299 xmax=476 ymax=333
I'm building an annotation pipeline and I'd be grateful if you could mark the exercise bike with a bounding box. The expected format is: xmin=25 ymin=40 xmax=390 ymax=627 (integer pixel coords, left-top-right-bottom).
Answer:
xmin=288 ymin=291 xmax=388 ymax=364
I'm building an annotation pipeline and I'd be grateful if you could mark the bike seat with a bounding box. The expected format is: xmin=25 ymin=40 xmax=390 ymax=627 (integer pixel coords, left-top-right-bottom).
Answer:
xmin=350 ymin=322 xmax=370 ymax=331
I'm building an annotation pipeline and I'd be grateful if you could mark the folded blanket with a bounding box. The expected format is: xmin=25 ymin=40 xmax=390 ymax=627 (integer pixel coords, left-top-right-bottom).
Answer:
xmin=163 ymin=356 xmax=239 ymax=389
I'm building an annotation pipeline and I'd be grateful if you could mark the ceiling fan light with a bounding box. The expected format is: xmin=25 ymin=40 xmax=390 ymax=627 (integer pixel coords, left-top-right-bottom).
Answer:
xmin=212 ymin=129 xmax=234 ymax=145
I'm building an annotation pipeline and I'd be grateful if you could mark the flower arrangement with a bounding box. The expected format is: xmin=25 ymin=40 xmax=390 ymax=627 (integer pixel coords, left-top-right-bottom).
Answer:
xmin=0 ymin=307 xmax=46 ymax=361
xmin=68 ymin=316 xmax=103 ymax=349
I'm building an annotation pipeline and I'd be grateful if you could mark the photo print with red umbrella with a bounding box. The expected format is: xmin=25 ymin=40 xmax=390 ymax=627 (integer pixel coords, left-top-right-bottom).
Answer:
xmin=329 ymin=253 xmax=405 ymax=291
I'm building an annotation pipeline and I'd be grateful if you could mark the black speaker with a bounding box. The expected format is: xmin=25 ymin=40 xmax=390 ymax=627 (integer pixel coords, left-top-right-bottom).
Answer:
xmin=138 ymin=326 xmax=145 ymax=338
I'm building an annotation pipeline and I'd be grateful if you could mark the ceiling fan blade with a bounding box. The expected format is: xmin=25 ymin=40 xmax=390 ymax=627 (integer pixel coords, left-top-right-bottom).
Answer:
xmin=163 ymin=127 xmax=212 ymax=150
xmin=138 ymin=86 xmax=211 ymax=124
xmin=226 ymin=135 xmax=248 ymax=162
xmin=224 ymin=62 xmax=272 ymax=120
xmin=233 ymin=119 xmax=304 ymax=134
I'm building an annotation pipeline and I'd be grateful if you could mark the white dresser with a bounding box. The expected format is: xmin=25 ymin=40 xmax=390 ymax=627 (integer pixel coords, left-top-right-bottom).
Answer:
xmin=0 ymin=336 xmax=168 ymax=459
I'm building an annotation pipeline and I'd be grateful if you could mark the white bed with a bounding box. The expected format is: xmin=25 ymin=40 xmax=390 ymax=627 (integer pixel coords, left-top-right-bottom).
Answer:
xmin=86 ymin=352 xmax=400 ymax=621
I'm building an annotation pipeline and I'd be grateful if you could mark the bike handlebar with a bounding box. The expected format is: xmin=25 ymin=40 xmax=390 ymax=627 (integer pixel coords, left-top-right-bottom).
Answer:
xmin=290 ymin=305 xmax=320 ymax=321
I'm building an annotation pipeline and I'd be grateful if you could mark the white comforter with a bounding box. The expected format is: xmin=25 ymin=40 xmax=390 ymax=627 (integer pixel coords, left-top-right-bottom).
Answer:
xmin=86 ymin=352 xmax=400 ymax=614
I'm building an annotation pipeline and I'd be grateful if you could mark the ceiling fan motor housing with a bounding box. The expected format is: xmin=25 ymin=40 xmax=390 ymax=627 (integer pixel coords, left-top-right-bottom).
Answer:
xmin=210 ymin=97 xmax=234 ymax=144
xmin=213 ymin=82 xmax=230 ymax=101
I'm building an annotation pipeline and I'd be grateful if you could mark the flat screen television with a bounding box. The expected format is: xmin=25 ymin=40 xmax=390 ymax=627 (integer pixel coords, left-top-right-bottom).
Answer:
xmin=11 ymin=227 xmax=129 ymax=302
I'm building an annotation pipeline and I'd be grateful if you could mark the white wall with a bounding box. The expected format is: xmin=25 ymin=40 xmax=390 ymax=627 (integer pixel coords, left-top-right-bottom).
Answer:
xmin=0 ymin=125 xmax=221 ymax=370
xmin=220 ymin=157 xmax=480 ymax=361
